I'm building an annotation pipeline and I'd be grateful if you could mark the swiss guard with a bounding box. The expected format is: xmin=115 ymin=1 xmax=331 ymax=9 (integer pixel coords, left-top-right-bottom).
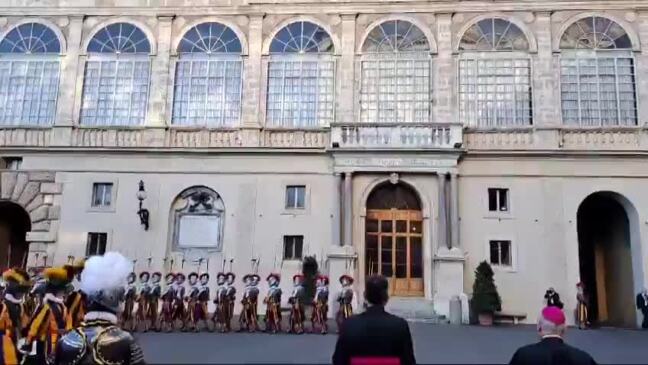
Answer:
xmin=263 ymin=273 xmax=282 ymax=334
xmin=64 ymin=258 xmax=86 ymax=329
xmin=0 ymin=268 xmax=32 ymax=364
xmin=212 ymin=272 xmax=228 ymax=333
xmin=288 ymin=274 xmax=306 ymax=334
xmin=336 ymin=274 xmax=354 ymax=331
xmin=186 ymin=272 xmax=200 ymax=332
xmin=311 ymin=274 xmax=329 ymax=334
xmin=224 ymin=272 xmax=236 ymax=333
xmin=196 ymin=273 xmax=210 ymax=332
xmin=54 ymin=252 xmax=145 ymax=365
xmin=122 ymin=272 xmax=137 ymax=331
xmin=238 ymin=274 xmax=260 ymax=332
xmin=159 ymin=273 xmax=176 ymax=333
xmin=148 ymin=272 xmax=162 ymax=331
xmin=576 ymin=282 xmax=590 ymax=330
xmin=136 ymin=271 xmax=151 ymax=332
xmin=172 ymin=273 xmax=187 ymax=331
xmin=21 ymin=266 xmax=71 ymax=364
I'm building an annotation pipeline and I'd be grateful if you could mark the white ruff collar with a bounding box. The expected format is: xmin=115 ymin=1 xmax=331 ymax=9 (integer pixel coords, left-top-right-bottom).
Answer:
xmin=4 ymin=293 xmax=23 ymax=304
xmin=84 ymin=311 xmax=118 ymax=324
xmin=44 ymin=293 xmax=64 ymax=304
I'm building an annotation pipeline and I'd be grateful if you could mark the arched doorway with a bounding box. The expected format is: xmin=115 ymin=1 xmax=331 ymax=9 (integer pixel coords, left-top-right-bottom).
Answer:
xmin=365 ymin=182 xmax=423 ymax=297
xmin=0 ymin=201 xmax=31 ymax=270
xmin=577 ymin=192 xmax=638 ymax=328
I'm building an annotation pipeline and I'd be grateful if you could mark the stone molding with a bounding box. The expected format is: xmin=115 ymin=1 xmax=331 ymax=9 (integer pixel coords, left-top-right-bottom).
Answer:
xmin=0 ymin=171 xmax=61 ymax=243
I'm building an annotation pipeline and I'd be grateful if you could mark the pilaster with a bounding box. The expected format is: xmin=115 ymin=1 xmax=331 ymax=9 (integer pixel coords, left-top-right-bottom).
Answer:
xmin=241 ymin=14 xmax=264 ymax=128
xmin=636 ymin=12 xmax=648 ymax=125
xmin=533 ymin=12 xmax=559 ymax=126
xmin=450 ymin=172 xmax=459 ymax=248
xmin=437 ymin=172 xmax=448 ymax=249
xmin=434 ymin=13 xmax=456 ymax=123
xmin=343 ymin=172 xmax=353 ymax=246
xmin=54 ymin=15 xmax=83 ymax=130
xmin=338 ymin=13 xmax=357 ymax=125
xmin=146 ymin=15 xmax=174 ymax=128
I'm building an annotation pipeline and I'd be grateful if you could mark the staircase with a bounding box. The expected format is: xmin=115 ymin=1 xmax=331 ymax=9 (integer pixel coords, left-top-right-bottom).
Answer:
xmin=385 ymin=297 xmax=447 ymax=324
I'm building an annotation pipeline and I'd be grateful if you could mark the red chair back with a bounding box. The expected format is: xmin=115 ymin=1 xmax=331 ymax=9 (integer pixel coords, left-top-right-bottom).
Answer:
xmin=350 ymin=357 xmax=401 ymax=365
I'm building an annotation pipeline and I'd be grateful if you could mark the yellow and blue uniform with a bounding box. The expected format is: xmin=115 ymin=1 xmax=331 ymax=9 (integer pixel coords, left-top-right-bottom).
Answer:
xmin=0 ymin=268 xmax=32 ymax=365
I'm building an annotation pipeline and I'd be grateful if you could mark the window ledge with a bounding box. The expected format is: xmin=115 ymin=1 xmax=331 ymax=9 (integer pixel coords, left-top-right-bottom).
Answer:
xmin=87 ymin=206 xmax=116 ymax=213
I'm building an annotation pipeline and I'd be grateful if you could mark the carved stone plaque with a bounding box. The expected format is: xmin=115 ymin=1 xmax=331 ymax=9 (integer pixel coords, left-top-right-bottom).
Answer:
xmin=178 ymin=214 xmax=221 ymax=248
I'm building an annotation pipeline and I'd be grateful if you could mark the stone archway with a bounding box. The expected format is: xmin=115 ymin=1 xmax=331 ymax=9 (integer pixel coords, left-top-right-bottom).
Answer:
xmin=576 ymin=191 xmax=643 ymax=328
xmin=0 ymin=201 xmax=30 ymax=269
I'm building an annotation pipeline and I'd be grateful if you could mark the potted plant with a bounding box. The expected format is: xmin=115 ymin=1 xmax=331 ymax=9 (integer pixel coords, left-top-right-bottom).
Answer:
xmin=301 ymin=255 xmax=319 ymax=305
xmin=471 ymin=261 xmax=502 ymax=326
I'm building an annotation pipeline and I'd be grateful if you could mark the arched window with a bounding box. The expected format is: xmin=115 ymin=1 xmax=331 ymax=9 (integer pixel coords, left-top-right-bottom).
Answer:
xmin=458 ymin=18 xmax=532 ymax=128
xmin=80 ymin=23 xmax=151 ymax=126
xmin=360 ymin=20 xmax=431 ymax=124
xmin=0 ymin=23 xmax=61 ymax=126
xmin=171 ymin=186 xmax=225 ymax=251
xmin=172 ymin=23 xmax=243 ymax=127
xmin=559 ymin=16 xmax=636 ymax=126
xmin=266 ymin=21 xmax=335 ymax=128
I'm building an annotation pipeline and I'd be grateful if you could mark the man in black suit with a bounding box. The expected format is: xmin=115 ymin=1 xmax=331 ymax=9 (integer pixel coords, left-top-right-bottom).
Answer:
xmin=636 ymin=289 xmax=648 ymax=329
xmin=509 ymin=306 xmax=597 ymax=365
xmin=332 ymin=275 xmax=416 ymax=365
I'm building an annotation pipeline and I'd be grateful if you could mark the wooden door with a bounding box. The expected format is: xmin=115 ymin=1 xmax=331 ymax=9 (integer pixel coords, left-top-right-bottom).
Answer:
xmin=366 ymin=209 xmax=423 ymax=297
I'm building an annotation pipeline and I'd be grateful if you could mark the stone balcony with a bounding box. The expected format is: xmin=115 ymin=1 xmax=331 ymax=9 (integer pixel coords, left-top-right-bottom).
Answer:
xmin=330 ymin=123 xmax=464 ymax=150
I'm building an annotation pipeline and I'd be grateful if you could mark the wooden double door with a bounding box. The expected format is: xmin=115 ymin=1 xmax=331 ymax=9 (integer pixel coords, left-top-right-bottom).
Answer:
xmin=365 ymin=209 xmax=424 ymax=297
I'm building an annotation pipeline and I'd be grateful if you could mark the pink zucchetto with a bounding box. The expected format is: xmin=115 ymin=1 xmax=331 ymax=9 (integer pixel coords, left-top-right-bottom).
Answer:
xmin=542 ymin=306 xmax=566 ymax=326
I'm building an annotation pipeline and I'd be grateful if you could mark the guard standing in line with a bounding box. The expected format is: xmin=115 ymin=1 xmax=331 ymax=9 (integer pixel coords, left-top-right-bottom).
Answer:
xmin=196 ymin=273 xmax=210 ymax=332
xmin=136 ymin=271 xmax=151 ymax=332
xmin=21 ymin=267 xmax=71 ymax=364
xmin=172 ymin=273 xmax=187 ymax=331
xmin=64 ymin=258 xmax=86 ymax=329
xmin=159 ymin=273 xmax=176 ymax=333
xmin=121 ymin=272 xmax=137 ymax=331
xmin=148 ymin=272 xmax=162 ymax=332
xmin=212 ymin=273 xmax=228 ymax=333
xmin=0 ymin=268 xmax=32 ymax=364
xmin=263 ymin=273 xmax=282 ymax=334
xmin=224 ymin=272 xmax=236 ymax=333
xmin=186 ymin=272 xmax=200 ymax=332
xmin=288 ymin=274 xmax=306 ymax=334
xmin=336 ymin=274 xmax=354 ymax=332
xmin=311 ymin=274 xmax=329 ymax=334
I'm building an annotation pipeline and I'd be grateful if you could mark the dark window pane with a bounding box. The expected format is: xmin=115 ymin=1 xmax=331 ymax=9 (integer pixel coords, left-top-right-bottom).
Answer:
xmin=499 ymin=189 xmax=508 ymax=211
xmin=395 ymin=236 xmax=407 ymax=266
xmin=410 ymin=237 xmax=422 ymax=269
xmin=410 ymin=221 xmax=422 ymax=234
xmin=366 ymin=219 xmax=379 ymax=232
xmin=489 ymin=241 xmax=500 ymax=265
xmin=296 ymin=187 xmax=305 ymax=208
xmin=501 ymin=241 xmax=511 ymax=266
xmin=396 ymin=264 xmax=407 ymax=278
xmin=488 ymin=188 xmax=497 ymax=211
xmin=411 ymin=264 xmax=422 ymax=278
xmin=285 ymin=187 xmax=295 ymax=208
xmin=381 ymin=236 xmax=393 ymax=276
xmin=396 ymin=220 xmax=407 ymax=233
xmin=381 ymin=220 xmax=392 ymax=233
xmin=283 ymin=238 xmax=292 ymax=259
xmin=366 ymin=234 xmax=379 ymax=275
xmin=294 ymin=237 xmax=303 ymax=259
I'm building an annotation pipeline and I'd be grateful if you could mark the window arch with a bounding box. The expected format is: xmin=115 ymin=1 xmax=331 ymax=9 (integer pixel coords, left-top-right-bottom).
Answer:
xmin=559 ymin=16 xmax=636 ymax=126
xmin=360 ymin=20 xmax=431 ymax=124
xmin=266 ymin=21 xmax=335 ymax=128
xmin=172 ymin=22 xmax=243 ymax=127
xmin=458 ymin=18 xmax=532 ymax=128
xmin=0 ymin=22 xmax=62 ymax=126
xmin=80 ymin=23 xmax=151 ymax=126
xmin=171 ymin=186 xmax=225 ymax=251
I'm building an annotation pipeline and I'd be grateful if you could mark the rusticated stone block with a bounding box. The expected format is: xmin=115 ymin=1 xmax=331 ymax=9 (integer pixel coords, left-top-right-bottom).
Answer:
xmin=26 ymin=195 xmax=43 ymax=212
xmin=30 ymin=205 xmax=49 ymax=223
xmin=28 ymin=171 xmax=55 ymax=182
xmin=43 ymin=194 xmax=54 ymax=206
xmin=40 ymin=182 xmax=63 ymax=195
xmin=26 ymin=231 xmax=56 ymax=243
xmin=18 ymin=182 xmax=40 ymax=208
xmin=1 ymin=172 xmax=17 ymax=200
xmin=31 ymin=221 xmax=51 ymax=232
xmin=10 ymin=173 xmax=28 ymax=202
xmin=48 ymin=205 xmax=61 ymax=220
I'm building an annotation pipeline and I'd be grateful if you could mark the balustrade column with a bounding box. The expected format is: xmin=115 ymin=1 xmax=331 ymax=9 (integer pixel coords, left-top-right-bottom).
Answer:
xmin=146 ymin=15 xmax=174 ymax=127
xmin=55 ymin=15 xmax=84 ymax=127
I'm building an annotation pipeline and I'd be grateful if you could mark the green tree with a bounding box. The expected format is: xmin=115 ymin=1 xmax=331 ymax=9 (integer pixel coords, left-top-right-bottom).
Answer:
xmin=301 ymin=255 xmax=319 ymax=303
xmin=471 ymin=261 xmax=502 ymax=314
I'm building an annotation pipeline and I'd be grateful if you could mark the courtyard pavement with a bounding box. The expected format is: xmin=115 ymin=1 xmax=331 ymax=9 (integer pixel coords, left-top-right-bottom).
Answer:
xmin=137 ymin=322 xmax=648 ymax=364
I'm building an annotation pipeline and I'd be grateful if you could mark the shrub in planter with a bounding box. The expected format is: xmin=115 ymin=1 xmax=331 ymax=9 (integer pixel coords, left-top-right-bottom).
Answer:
xmin=471 ymin=261 xmax=501 ymax=326
xmin=301 ymin=255 xmax=319 ymax=304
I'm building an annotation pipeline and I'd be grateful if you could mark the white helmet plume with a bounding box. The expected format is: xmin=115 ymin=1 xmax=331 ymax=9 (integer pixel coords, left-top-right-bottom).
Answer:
xmin=80 ymin=252 xmax=132 ymax=295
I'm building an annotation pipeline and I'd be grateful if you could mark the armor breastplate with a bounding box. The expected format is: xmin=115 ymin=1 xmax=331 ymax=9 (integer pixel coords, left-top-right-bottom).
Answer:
xmin=247 ymin=287 xmax=259 ymax=302
xmin=268 ymin=287 xmax=281 ymax=303
xmin=216 ymin=287 xmax=226 ymax=302
xmin=189 ymin=286 xmax=199 ymax=299
xmin=150 ymin=285 xmax=161 ymax=298
xmin=55 ymin=320 xmax=145 ymax=365
xmin=198 ymin=286 xmax=209 ymax=301
xmin=162 ymin=287 xmax=174 ymax=301
xmin=316 ymin=287 xmax=329 ymax=302
xmin=125 ymin=286 xmax=136 ymax=300
xmin=340 ymin=288 xmax=353 ymax=304
xmin=175 ymin=286 xmax=185 ymax=300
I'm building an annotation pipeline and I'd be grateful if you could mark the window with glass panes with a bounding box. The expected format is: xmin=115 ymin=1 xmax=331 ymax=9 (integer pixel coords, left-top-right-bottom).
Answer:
xmin=283 ymin=235 xmax=304 ymax=260
xmin=489 ymin=240 xmax=512 ymax=267
xmin=86 ymin=232 xmax=108 ymax=256
xmin=360 ymin=20 xmax=431 ymax=124
xmin=266 ymin=21 xmax=335 ymax=128
xmin=488 ymin=188 xmax=509 ymax=212
xmin=172 ymin=23 xmax=243 ymax=127
xmin=458 ymin=19 xmax=532 ymax=128
xmin=285 ymin=185 xmax=306 ymax=209
xmin=92 ymin=183 xmax=113 ymax=207
xmin=81 ymin=23 xmax=151 ymax=126
xmin=559 ymin=17 xmax=637 ymax=126
xmin=0 ymin=23 xmax=61 ymax=126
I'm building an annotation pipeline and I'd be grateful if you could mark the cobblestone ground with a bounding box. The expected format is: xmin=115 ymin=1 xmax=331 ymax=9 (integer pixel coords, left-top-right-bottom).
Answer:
xmin=137 ymin=321 xmax=648 ymax=364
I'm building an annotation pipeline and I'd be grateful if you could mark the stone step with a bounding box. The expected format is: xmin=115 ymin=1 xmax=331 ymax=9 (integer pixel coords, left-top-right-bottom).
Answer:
xmin=385 ymin=297 xmax=448 ymax=324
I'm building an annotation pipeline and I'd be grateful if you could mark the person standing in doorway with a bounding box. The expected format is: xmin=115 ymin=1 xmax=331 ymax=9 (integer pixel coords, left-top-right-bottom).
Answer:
xmin=576 ymin=282 xmax=590 ymax=330
xmin=636 ymin=289 xmax=648 ymax=329
xmin=509 ymin=306 xmax=597 ymax=365
xmin=332 ymin=275 xmax=415 ymax=365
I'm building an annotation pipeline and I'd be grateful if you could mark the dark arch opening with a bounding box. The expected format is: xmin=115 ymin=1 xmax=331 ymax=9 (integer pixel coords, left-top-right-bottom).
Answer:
xmin=366 ymin=182 xmax=421 ymax=210
xmin=577 ymin=192 xmax=636 ymax=328
xmin=0 ymin=201 xmax=31 ymax=270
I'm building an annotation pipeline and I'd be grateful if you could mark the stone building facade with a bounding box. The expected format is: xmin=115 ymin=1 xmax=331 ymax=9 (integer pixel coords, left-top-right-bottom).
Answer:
xmin=0 ymin=0 xmax=647 ymax=327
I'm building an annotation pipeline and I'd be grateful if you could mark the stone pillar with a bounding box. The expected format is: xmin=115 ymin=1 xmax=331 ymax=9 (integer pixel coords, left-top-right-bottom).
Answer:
xmin=635 ymin=12 xmax=648 ymax=125
xmin=241 ymin=14 xmax=264 ymax=128
xmin=343 ymin=172 xmax=353 ymax=246
xmin=532 ymin=12 xmax=559 ymax=127
xmin=434 ymin=13 xmax=456 ymax=123
xmin=450 ymin=172 xmax=459 ymax=248
xmin=55 ymin=15 xmax=83 ymax=127
xmin=337 ymin=14 xmax=357 ymax=125
xmin=146 ymin=15 xmax=174 ymax=128
xmin=437 ymin=172 xmax=448 ymax=249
